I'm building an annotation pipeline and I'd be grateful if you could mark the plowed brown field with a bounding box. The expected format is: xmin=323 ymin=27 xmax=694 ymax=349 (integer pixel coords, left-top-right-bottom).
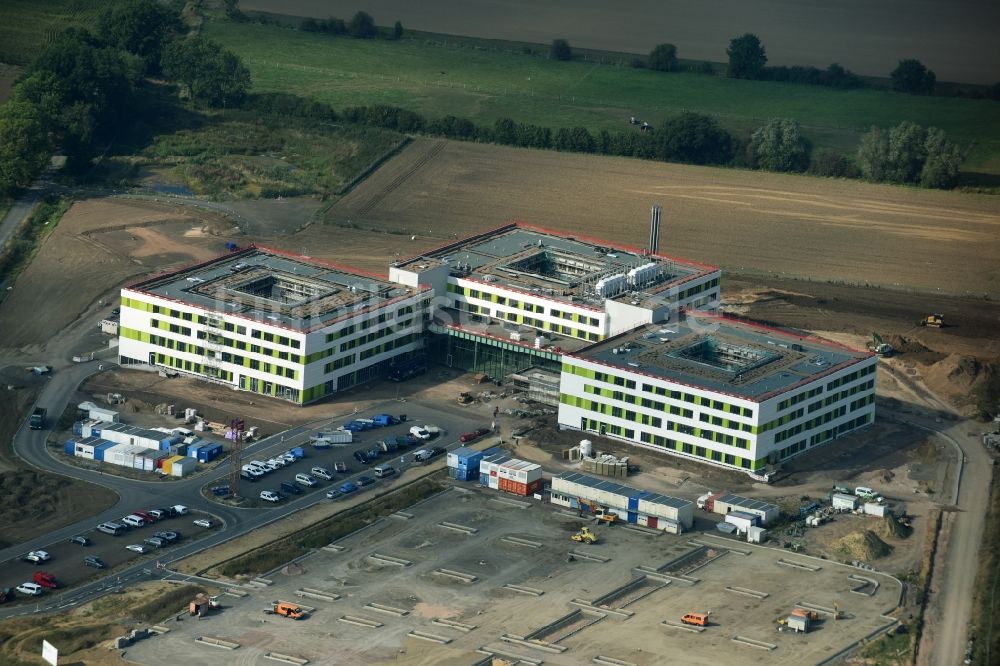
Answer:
xmin=322 ymin=139 xmax=1000 ymax=297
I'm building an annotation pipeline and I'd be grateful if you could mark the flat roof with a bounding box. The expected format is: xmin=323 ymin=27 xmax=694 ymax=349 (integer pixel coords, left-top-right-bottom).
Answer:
xmin=555 ymin=471 xmax=692 ymax=510
xmin=571 ymin=312 xmax=871 ymax=401
xmin=127 ymin=245 xmax=422 ymax=332
xmin=398 ymin=223 xmax=717 ymax=308
xmin=715 ymin=494 xmax=780 ymax=513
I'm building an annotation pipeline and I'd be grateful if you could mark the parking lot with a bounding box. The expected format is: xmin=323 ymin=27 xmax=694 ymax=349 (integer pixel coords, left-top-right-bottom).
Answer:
xmin=125 ymin=485 xmax=901 ymax=666
xmin=1 ymin=510 xmax=216 ymax=601
xmin=216 ymin=409 xmax=487 ymax=508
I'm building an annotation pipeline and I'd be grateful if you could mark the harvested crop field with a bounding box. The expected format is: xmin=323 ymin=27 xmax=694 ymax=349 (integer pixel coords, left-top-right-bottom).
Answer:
xmin=323 ymin=139 xmax=1000 ymax=297
xmin=243 ymin=0 xmax=1000 ymax=85
xmin=0 ymin=198 xmax=232 ymax=351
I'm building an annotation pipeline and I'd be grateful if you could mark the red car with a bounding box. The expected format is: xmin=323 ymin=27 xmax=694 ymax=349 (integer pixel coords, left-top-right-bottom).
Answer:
xmin=134 ymin=510 xmax=157 ymax=524
xmin=33 ymin=571 xmax=58 ymax=589
xmin=459 ymin=428 xmax=490 ymax=443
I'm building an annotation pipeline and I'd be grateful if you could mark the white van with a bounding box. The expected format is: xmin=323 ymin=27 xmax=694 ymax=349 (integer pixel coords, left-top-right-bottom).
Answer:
xmin=374 ymin=464 xmax=396 ymax=478
xmin=413 ymin=449 xmax=433 ymax=462
xmin=122 ymin=514 xmax=146 ymax=528
xmin=98 ymin=521 xmax=126 ymax=536
xmin=854 ymin=486 xmax=875 ymax=498
xmin=171 ymin=504 xmax=189 ymax=516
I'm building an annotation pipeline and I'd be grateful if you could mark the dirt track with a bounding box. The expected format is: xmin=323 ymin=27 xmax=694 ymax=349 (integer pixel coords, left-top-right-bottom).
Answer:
xmin=326 ymin=139 xmax=1000 ymax=297
xmin=242 ymin=0 xmax=1000 ymax=84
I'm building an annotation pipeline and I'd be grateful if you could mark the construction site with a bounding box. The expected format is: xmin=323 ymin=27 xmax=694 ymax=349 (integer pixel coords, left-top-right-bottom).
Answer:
xmin=124 ymin=486 xmax=900 ymax=666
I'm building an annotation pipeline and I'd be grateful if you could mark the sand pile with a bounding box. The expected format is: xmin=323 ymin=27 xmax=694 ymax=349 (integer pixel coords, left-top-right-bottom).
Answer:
xmin=836 ymin=530 xmax=893 ymax=561
xmin=873 ymin=515 xmax=912 ymax=540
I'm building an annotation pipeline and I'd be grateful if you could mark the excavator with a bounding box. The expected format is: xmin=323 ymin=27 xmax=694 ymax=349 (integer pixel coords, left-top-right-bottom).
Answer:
xmin=868 ymin=333 xmax=893 ymax=357
xmin=571 ymin=526 xmax=599 ymax=544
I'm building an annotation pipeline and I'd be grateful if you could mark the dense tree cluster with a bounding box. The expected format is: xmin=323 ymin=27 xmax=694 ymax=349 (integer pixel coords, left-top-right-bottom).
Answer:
xmin=648 ymin=43 xmax=678 ymax=72
xmin=890 ymin=59 xmax=936 ymax=95
xmin=300 ymin=11 xmax=403 ymax=39
xmin=857 ymin=122 xmax=962 ymax=188
xmin=0 ymin=0 xmax=251 ymax=195
xmin=747 ymin=118 xmax=811 ymax=172
xmin=727 ymin=33 xmax=767 ymax=80
xmin=550 ymin=39 xmax=572 ymax=61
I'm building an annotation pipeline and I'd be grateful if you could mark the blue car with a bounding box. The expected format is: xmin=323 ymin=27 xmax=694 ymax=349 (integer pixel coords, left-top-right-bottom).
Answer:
xmin=340 ymin=481 xmax=359 ymax=494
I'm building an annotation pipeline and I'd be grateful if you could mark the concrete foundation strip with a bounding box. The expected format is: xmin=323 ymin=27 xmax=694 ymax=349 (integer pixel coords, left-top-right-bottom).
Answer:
xmin=195 ymin=636 xmax=239 ymax=650
xmin=620 ymin=524 xmax=661 ymax=536
xmin=490 ymin=497 xmax=533 ymax=509
xmin=368 ymin=552 xmax=413 ymax=566
xmin=500 ymin=634 xmax=568 ymax=654
xmin=687 ymin=539 xmax=751 ymax=556
xmin=253 ymin=577 xmax=274 ymax=586
xmin=406 ymin=630 xmax=453 ymax=644
xmin=777 ymin=558 xmax=821 ymax=572
xmin=264 ymin=652 xmax=309 ymax=665
xmin=365 ymin=602 xmax=409 ymax=616
xmin=322 ymin=544 xmax=347 ymax=552
xmin=296 ymin=588 xmax=340 ymax=602
xmin=592 ymin=656 xmax=638 ymax=666
xmin=848 ymin=574 xmax=880 ymax=596
xmin=337 ymin=615 xmax=384 ymax=628
xmin=731 ymin=635 xmax=777 ymax=651
xmin=432 ymin=618 xmax=477 ymax=632
xmin=475 ymin=647 xmax=542 ymax=665
xmin=438 ymin=521 xmax=479 ymax=534
xmin=660 ymin=619 xmax=704 ymax=633
xmin=223 ymin=587 xmax=248 ymax=598
xmin=570 ymin=549 xmax=610 ymax=563
xmin=433 ymin=568 xmax=479 ymax=583
xmin=503 ymin=583 xmax=544 ymax=596
xmin=634 ymin=568 xmax=697 ymax=586
xmin=501 ymin=536 xmax=543 ymax=549
xmin=725 ymin=586 xmax=769 ymax=599
xmin=149 ymin=625 xmax=170 ymax=635
xmin=391 ymin=511 xmax=414 ymax=520
xmin=569 ymin=599 xmax=634 ymax=619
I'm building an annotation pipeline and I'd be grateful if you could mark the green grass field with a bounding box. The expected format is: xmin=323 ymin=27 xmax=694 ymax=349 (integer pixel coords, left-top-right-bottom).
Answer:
xmin=205 ymin=21 xmax=1000 ymax=178
xmin=0 ymin=0 xmax=116 ymax=66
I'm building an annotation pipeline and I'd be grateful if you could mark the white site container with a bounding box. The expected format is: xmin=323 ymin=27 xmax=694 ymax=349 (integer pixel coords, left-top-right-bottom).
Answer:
xmin=832 ymin=493 xmax=859 ymax=511
xmin=863 ymin=502 xmax=887 ymax=517
xmin=725 ymin=511 xmax=756 ymax=534
xmin=747 ymin=525 xmax=767 ymax=543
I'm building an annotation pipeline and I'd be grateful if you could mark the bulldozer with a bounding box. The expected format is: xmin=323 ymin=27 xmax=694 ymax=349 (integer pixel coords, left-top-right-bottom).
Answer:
xmin=457 ymin=392 xmax=474 ymax=405
xmin=571 ymin=526 xmax=599 ymax=544
xmin=919 ymin=313 xmax=944 ymax=328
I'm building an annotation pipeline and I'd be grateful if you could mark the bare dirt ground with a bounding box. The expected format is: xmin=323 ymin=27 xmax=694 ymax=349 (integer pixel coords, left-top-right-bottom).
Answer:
xmin=243 ymin=0 xmax=1000 ymax=84
xmin=324 ymin=139 xmax=1000 ymax=297
xmin=0 ymin=198 xmax=237 ymax=352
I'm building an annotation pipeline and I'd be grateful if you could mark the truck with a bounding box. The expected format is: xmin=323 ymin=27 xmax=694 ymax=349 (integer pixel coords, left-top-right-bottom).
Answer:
xmin=29 ymin=407 xmax=47 ymax=430
xmin=371 ymin=414 xmax=400 ymax=427
xmin=388 ymin=356 xmax=427 ymax=382
xmin=265 ymin=601 xmax=306 ymax=619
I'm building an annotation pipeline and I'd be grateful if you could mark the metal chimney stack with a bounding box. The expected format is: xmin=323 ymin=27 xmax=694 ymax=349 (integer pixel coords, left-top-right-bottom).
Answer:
xmin=649 ymin=205 xmax=662 ymax=255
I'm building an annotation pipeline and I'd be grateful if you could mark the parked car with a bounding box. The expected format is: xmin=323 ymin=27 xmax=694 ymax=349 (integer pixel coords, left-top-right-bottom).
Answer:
xmin=193 ymin=518 xmax=213 ymax=529
xmin=311 ymin=466 xmax=333 ymax=480
xmin=154 ymin=531 xmax=179 ymax=543
xmin=16 ymin=582 xmax=43 ymax=596
xmin=460 ymin=428 xmax=490 ymax=443
xmin=295 ymin=473 xmax=318 ymax=487
xmin=126 ymin=544 xmax=147 ymax=554
xmin=357 ymin=475 xmax=375 ymax=487
xmin=334 ymin=461 xmax=348 ymax=473
xmin=366 ymin=448 xmax=381 ymax=461
xmin=69 ymin=535 xmax=90 ymax=546
xmin=268 ymin=458 xmax=287 ymax=468
xmin=260 ymin=490 xmax=282 ymax=503
xmin=280 ymin=452 xmax=297 ymax=463
xmin=280 ymin=480 xmax=303 ymax=495
xmin=325 ymin=488 xmax=342 ymax=499
xmin=23 ymin=550 xmax=50 ymax=564
xmin=133 ymin=510 xmax=157 ymax=524
xmin=413 ymin=448 xmax=434 ymax=462
xmin=147 ymin=509 xmax=167 ymax=521
xmin=409 ymin=426 xmax=431 ymax=440
xmin=353 ymin=450 xmax=370 ymax=465
xmin=429 ymin=447 xmax=447 ymax=459
xmin=144 ymin=536 xmax=166 ymax=549
xmin=84 ymin=555 xmax=106 ymax=569
xmin=339 ymin=481 xmax=359 ymax=494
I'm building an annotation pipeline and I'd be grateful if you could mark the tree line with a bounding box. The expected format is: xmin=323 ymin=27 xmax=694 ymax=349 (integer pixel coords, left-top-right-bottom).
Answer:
xmin=0 ymin=0 xmax=250 ymax=195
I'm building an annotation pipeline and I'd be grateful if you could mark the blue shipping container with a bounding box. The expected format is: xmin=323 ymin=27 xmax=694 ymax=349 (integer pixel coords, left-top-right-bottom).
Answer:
xmin=94 ymin=440 xmax=115 ymax=462
xmin=72 ymin=421 xmax=83 ymax=437
xmin=187 ymin=444 xmax=203 ymax=459
xmin=198 ymin=443 xmax=222 ymax=462
xmin=64 ymin=440 xmax=75 ymax=456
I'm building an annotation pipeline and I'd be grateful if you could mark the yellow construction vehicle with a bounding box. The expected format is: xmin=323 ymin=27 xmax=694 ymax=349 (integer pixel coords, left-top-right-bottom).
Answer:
xmin=571 ymin=527 xmax=599 ymax=544
xmin=457 ymin=392 xmax=473 ymax=405
xmin=919 ymin=314 xmax=944 ymax=328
